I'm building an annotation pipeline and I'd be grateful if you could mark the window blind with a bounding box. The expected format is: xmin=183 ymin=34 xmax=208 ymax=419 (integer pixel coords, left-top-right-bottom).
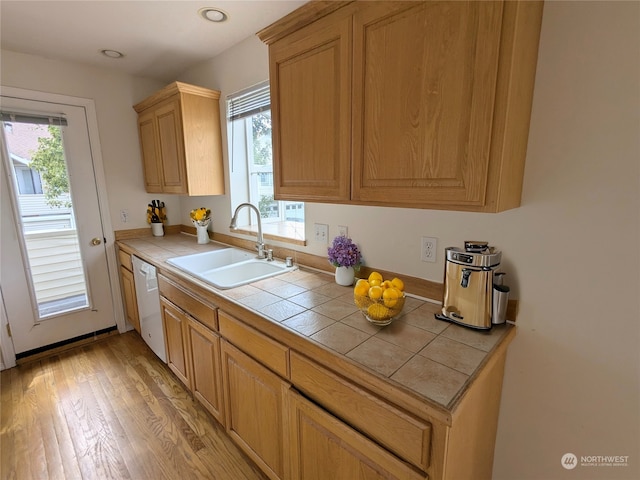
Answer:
xmin=0 ymin=111 xmax=68 ymax=126
xmin=227 ymin=81 xmax=270 ymax=121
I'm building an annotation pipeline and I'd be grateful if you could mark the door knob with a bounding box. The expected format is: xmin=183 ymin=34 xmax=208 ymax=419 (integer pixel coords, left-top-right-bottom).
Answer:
xmin=91 ymin=237 xmax=102 ymax=246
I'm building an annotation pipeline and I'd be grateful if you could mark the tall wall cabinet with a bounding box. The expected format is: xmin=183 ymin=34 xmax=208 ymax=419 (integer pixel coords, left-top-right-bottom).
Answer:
xmin=258 ymin=0 xmax=544 ymax=212
xmin=133 ymin=82 xmax=225 ymax=195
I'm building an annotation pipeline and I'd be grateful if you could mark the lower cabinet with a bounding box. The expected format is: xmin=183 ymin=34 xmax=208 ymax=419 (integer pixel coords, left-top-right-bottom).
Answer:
xmin=288 ymin=388 xmax=424 ymax=480
xmin=117 ymin=249 xmax=140 ymax=333
xmin=119 ymin=265 xmax=140 ymax=333
xmin=220 ymin=339 xmax=289 ymax=480
xmin=149 ymin=275 xmax=505 ymax=480
xmin=160 ymin=297 xmax=191 ymax=388
xmin=186 ymin=317 xmax=225 ymax=425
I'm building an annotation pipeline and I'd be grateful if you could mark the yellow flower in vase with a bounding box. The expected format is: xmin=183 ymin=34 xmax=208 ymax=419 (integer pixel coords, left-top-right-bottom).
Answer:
xmin=190 ymin=207 xmax=211 ymax=244
xmin=190 ymin=207 xmax=211 ymax=226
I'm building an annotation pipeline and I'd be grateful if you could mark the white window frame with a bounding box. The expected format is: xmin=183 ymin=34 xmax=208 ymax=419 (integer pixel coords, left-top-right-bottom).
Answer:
xmin=227 ymin=82 xmax=305 ymax=243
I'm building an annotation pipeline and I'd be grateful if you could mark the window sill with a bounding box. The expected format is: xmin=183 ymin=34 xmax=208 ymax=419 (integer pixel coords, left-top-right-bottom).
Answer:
xmin=235 ymin=221 xmax=306 ymax=247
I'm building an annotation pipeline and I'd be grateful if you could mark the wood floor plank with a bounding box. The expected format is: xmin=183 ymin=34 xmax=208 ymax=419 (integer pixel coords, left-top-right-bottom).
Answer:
xmin=1 ymin=331 xmax=268 ymax=480
xmin=76 ymin=342 xmax=180 ymax=480
xmin=34 ymin=356 xmax=67 ymax=479
xmin=110 ymin=352 xmax=213 ymax=478
xmin=99 ymin=340 xmax=188 ymax=478
xmin=84 ymin=342 xmax=145 ymax=478
xmin=92 ymin=342 xmax=172 ymax=480
xmin=41 ymin=355 xmax=84 ymax=479
xmin=17 ymin=360 xmax=46 ymax=479
xmin=1 ymin=367 xmax=17 ymax=480
xmin=56 ymin=347 xmax=113 ymax=479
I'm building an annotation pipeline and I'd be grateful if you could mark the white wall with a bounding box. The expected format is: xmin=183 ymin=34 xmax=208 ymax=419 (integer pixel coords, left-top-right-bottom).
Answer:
xmin=180 ymin=3 xmax=640 ymax=479
xmin=1 ymin=1 xmax=638 ymax=478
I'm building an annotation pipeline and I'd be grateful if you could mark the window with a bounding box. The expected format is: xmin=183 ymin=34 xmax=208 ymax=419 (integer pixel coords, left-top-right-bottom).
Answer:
xmin=227 ymin=82 xmax=305 ymax=242
xmin=15 ymin=165 xmax=43 ymax=195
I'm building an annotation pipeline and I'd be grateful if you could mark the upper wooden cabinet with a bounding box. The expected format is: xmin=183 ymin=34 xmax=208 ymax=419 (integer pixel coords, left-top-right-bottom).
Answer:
xmin=267 ymin=7 xmax=353 ymax=203
xmin=258 ymin=0 xmax=544 ymax=212
xmin=133 ymin=82 xmax=225 ymax=196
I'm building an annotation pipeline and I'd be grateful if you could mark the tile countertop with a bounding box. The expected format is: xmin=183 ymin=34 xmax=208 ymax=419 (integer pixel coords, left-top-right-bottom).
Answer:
xmin=118 ymin=233 xmax=515 ymax=413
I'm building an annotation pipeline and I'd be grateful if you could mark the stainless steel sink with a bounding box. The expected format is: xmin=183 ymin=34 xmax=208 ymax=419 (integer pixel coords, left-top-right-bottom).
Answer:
xmin=166 ymin=247 xmax=295 ymax=289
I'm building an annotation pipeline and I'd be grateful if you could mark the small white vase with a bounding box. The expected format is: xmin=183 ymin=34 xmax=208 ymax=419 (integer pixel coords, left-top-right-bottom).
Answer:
xmin=335 ymin=266 xmax=355 ymax=286
xmin=151 ymin=222 xmax=164 ymax=237
xmin=195 ymin=224 xmax=210 ymax=244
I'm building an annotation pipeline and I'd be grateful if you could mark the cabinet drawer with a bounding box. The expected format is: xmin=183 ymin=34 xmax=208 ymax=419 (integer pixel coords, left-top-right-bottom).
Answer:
xmin=218 ymin=311 xmax=289 ymax=378
xmin=290 ymin=351 xmax=431 ymax=471
xmin=118 ymin=249 xmax=133 ymax=271
xmin=159 ymin=275 xmax=217 ymax=331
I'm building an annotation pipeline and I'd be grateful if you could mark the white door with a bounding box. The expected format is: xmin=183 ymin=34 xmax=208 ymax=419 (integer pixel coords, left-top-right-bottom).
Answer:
xmin=0 ymin=93 xmax=116 ymax=355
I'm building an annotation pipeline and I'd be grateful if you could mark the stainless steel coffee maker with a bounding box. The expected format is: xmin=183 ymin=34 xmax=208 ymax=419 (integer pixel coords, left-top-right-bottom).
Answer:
xmin=435 ymin=241 xmax=503 ymax=330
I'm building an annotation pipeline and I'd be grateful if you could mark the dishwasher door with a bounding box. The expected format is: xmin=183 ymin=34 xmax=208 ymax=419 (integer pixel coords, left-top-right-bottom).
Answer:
xmin=131 ymin=256 xmax=167 ymax=362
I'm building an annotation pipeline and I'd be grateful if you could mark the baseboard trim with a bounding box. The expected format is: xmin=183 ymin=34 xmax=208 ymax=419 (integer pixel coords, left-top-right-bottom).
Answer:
xmin=15 ymin=325 xmax=119 ymax=365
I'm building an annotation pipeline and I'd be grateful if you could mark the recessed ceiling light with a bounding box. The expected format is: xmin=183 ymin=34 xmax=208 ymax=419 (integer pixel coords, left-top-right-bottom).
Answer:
xmin=100 ymin=49 xmax=124 ymax=59
xmin=198 ymin=7 xmax=228 ymax=23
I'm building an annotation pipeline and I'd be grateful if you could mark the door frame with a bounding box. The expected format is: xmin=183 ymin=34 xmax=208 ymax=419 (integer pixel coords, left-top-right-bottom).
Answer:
xmin=0 ymin=86 xmax=127 ymax=368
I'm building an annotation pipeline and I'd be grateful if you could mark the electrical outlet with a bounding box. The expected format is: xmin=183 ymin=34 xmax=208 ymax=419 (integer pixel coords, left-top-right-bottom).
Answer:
xmin=421 ymin=236 xmax=437 ymax=263
xmin=120 ymin=209 xmax=129 ymax=223
xmin=337 ymin=225 xmax=348 ymax=237
xmin=314 ymin=223 xmax=329 ymax=243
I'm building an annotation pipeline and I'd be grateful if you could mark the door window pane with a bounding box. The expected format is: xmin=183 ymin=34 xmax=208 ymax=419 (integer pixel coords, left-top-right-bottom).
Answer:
xmin=2 ymin=121 xmax=88 ymax=318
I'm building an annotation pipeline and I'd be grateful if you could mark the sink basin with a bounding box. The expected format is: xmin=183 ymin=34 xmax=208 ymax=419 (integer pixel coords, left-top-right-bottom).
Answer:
xmin=199 ymin=260 xmax=291 ymax=289
xmin=167 ymin=248 xmax=255 ymax=275
xmin=166 ymin=248 xmax=294 ymax=289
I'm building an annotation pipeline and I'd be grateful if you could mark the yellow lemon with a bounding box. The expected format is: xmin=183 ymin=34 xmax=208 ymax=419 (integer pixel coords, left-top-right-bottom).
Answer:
xmin=382 ymin=288 xmax=399 ymax=307
xmin=367 ymin=303 xmax=391 ymax=321
xmin=391 ymin=277 xmax=405 ymax=291
xmin=369 ymin=278 xmax=382 ymax=287
xmin=354 ymin=281 xmax=369 ymax=297
xmin=381 ymin=280 xmax=393 ymax=290
xmin=368 ymin=286 xmax=383 ymax=300
xmin=368 ymin=271 xmax=383 ymax=284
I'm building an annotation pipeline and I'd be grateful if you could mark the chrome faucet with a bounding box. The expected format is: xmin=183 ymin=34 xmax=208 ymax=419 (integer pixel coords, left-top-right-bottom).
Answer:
xmin=230 ymin=203 xmax=266 ymax=259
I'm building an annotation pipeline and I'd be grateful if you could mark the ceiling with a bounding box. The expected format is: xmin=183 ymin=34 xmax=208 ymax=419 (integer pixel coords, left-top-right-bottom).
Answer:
xmin=1 ymin=1 xmax=306 ymax=83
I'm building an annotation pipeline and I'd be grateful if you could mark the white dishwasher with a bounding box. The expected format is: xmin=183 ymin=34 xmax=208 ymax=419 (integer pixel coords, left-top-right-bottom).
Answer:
xmin=132 ymin=255 xmax=167 ymax=363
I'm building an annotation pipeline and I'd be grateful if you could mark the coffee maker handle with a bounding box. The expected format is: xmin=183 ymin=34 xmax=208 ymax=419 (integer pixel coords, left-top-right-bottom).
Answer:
xmin=461 ymin=268 xmax=472 ymax=288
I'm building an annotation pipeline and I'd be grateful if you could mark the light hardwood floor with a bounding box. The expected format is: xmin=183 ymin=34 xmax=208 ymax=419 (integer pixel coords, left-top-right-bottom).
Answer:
xmin=1 ymin=331 xmax=268 ymax=480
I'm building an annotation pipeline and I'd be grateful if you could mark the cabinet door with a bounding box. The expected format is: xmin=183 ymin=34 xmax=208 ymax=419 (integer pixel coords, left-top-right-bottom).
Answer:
xmin=137 ymin=110 xmax=162 ymax=193
xmin=288 ymin=389 xmax=424 ymax=480
xmin=221 ymin=340 xmax=288 ymax=480
xmin=119 ymin=266 xmax=140 ymax=333
xmin=160 ymin=298 xmax=191 ymax=388
xmin=186 ymin=317 xmax=225 ymax=425
xmin=269 ymin=9 xmax=352 ymax=202
xmin=351 ymin=1 xmax=504 ymax=207
xmin=155 ymin=100 xmax=187 ymax=194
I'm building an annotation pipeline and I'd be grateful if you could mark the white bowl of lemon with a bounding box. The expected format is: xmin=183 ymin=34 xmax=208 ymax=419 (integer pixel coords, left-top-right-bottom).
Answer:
xmin=353 ymin=272 xmax=406 ymax=326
